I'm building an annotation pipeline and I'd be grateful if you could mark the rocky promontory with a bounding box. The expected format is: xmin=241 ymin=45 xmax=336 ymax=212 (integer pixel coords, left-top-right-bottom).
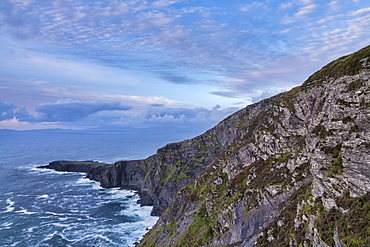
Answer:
xmin=41 ymin=45 xmax=370 ymax=246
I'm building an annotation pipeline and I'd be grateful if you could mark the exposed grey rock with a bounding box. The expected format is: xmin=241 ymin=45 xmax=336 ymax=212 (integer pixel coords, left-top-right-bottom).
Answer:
xmin=42 ymin=46 xmax=370 ymax=246
xmin=138 ymin=45 xmax=370 ymax=246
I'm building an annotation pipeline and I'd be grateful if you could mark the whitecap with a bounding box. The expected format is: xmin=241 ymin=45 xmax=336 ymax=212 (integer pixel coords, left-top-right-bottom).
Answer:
xmin=58 ymin=217 xmax=69 ymax=221
xmin=1 ymin=222 xmax=13 ymax=227
xmin=51 ymin=222 xmax=71 ymax=228
xmin=16 ymin=208 xmax=38 ymax=215
xmin=2 ymin=198 xmax=15 ymax=213
xmin=45 ymin=211 xmax=66 ymax=216
xmin=36 ymin=194 xmax=49 ymax=199
xmin=16 ymin=194 xmax=30 ymax=197
xmin=26 ymin=227 xmax=35 ymax=233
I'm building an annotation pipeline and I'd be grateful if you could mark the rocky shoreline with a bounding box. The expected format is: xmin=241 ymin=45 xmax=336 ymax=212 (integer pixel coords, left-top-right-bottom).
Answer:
xmin=38 ymin=160 xmax=153 ymax=205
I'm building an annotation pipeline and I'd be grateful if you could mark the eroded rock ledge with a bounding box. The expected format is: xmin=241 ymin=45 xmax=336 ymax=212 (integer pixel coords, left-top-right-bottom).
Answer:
xmin=38 ymin=160 xmax=151 ymax=202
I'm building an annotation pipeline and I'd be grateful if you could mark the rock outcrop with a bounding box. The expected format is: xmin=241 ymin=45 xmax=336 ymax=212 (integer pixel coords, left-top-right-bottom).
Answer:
xmin=38 ymin=160 xmax=147 ymax=190
xmin=138 ymin=45 xmax=370 ymax=246
xmin=42 ymin=45 xmax=370 ymax=246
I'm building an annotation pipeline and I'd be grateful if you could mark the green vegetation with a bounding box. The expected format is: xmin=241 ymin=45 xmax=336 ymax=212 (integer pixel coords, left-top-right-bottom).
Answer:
xmin=348 ymin=79 xmax=363 ymax=91
xmin=313 ymin=125 xmax=334 ymax=138
xmin=179 ymin=204 xmax=216 ymax=246
xmin=316 ymin=192 xmax=370 ymax=246
xmin=257 ymin=190 xmax=370 ymax=246
xmin=303 ymin=45 xmax=370 ymax=86
xmin=342 ymin=115 xmax=356 ymax=124
xmin=159 ymin=161 xmax=191 ymax=184
xmin=141 ymin=45 xmax=370 ymax=247
xmin=321 ymin=144 xmax=344 ymax=177
xmin=256 ymin=182 xmax=314 ymax=246
xmin=274 ymin=85 xmax=301 ymax=112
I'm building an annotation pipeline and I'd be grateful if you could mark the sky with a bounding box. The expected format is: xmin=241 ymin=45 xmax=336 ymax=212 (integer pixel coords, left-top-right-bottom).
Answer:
xmin=0 ymin=0 xmax=370 ymax=131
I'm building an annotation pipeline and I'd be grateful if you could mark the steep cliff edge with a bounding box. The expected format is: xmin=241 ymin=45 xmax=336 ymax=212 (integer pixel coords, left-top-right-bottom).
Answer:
xmin=41 ymin=46 xmax=370 ymax=246
xmin=40 ymin=101 xmax=250 ymax=215
xmin=138 ymin=45 xmax=370 ymax=246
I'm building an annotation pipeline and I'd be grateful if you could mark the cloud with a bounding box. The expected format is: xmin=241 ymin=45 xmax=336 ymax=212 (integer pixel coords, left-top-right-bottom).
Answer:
xmin=134 ymin=105 xmax=239 ymax=126
xmin=295 ymin=4 xmax=317 ymax=17
xmin=152 ymin=0 xmax=178 ymax=9
xmin=210 ymin=91 xmax=240 ymax=98
xmin=1 ymin=0 xmax=370 ymax=132
xmin=8 ymin=100 xmax=239 ymax=130
xmin=351 ymin=7 xmax=370 ymax=16
xmin=14 ymin=107 xmax=37 ymax=122
xmin=300 ymin=0 xmax=314 ymax=4
xmin=240 ymin=2 xmax=266 ymax=12
xmin=16 ymin=100 xmax=132 ymax=123
xmin=158 ymin=72 xmax=195 ymax=84
xmin=279 ymin=1 xmax=294 ymax=10
xmin=0 ymin=102 xmax=16 ymax=120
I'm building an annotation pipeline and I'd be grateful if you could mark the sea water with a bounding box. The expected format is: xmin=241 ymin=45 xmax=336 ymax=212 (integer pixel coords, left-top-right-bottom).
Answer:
xmin=0 ymin=129 xmax=199 ymax=246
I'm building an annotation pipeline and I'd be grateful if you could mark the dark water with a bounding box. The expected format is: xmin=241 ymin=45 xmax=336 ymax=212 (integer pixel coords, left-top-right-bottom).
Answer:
xmin=0 ymin=129 xmax=197 ymax=246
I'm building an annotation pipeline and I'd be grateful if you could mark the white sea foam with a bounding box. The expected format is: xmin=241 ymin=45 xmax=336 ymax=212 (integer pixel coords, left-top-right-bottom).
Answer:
xmin=78 ymin=233 xmax=115 ymax=245
xmin=58 ymin=216 xmax=73 ymax=221
xmin=2 ymin=198 xmax=15 ymax=213
xmin=16 ymin=208 xmax=38 ymax=215
xmin=32 ymin=166 xmax=158 ymax=246
xmin=26 ymin=227 xmax=35 ymax=233
xmin=36 ymin=194 xmax=49 ymax=199
xmin=51 ymin=222 xmax=71 ymax=228
xmin=107 ymin=188 xmax=136 ymax=199
xmin=76 ymin=177 xmax=95 ymax=185
xmin=1 ymin=221 xmax=13 ymax=227
xmin=40 ymin=231 xmax=72 ymax=244
xmin=32 ymin=166 xmax=86 ymax=177
xmin=45 ymin=211 xmax=67 ymax=216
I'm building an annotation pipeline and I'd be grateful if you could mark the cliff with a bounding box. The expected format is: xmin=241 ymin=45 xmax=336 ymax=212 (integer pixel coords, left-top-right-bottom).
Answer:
xmin=139 ymin=45 xmax=370 ymax=246
xmin=42 ymin=45 xmax=370 ymax=246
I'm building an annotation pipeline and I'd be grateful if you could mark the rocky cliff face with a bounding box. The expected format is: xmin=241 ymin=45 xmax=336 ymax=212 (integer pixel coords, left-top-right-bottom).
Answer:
xmin=40 ymin=105 xmax=249 ymax=215
xmin=42 ymin=46 xmax=370 ymax=246
xmin=138 ymin=46 xmax=370 ymax=246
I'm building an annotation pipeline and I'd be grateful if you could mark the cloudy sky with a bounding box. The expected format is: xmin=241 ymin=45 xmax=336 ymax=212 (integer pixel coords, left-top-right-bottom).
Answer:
xmin=1 ymin=0 xmax=370 ymax=131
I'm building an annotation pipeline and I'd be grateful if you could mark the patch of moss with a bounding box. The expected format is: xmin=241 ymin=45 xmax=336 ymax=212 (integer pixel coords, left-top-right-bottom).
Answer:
xmin=342 ymin=115 xmax=356 ymax=124
xmin=180 ymin=204 xmax=215 ymax=246
xmin=187 ymin=178 xmax=208 ymax=202
xmin=348 ymin=79 xmax=363 ymax=91
xmin=159 ymin=165 xmax=176 ymax=184
xmin=321 ymin=144 xmax=344 ymax=177
xmin=190 ymin=157 xmax=205 ymax=167
xmin=274 ymin=86 xmax=301 ymax=112
xmin=313 ymin=125 xmax=334 ymax=138
xmin=316 ymin=192 xmax=370 ymax=246
xmin=256 ymin=182 xmax=313 ymax=246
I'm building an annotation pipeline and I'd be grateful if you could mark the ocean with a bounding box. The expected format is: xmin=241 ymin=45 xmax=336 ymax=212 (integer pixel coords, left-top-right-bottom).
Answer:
xmin=0 ymin=129 xmax=200 ymax=246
